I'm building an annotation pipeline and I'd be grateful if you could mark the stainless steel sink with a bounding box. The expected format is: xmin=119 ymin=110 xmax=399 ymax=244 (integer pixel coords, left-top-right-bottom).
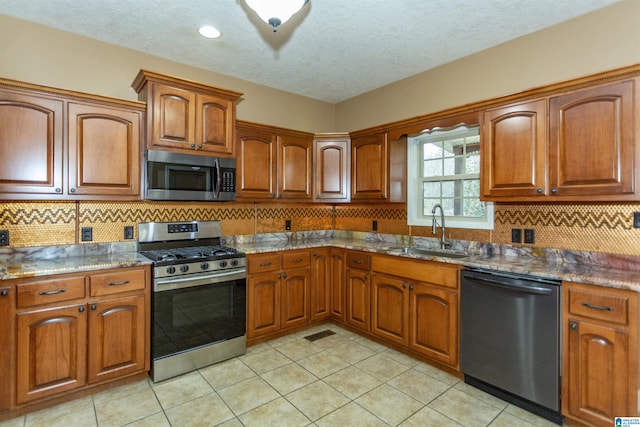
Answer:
xmin=387 ymin=246 xmax=469 ymax=258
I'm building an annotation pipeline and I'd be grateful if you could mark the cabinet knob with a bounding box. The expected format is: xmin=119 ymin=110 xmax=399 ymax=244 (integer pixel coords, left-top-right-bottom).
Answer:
xmin=364 ymin=274 xmax=369 ymax=280
xmin=536 ymin=188 xmax=543 ymax=194
xmin=70 ymin=188 xmax=76 ymax=193
xmin=191 ymin=144 xmax=196 ymax=148
xmin=0 ymin=290 xmax=8 ymax=297
xmin=311 ymin=251 xmax=316 ymax=256
xmin=409 ymin=285 xmax=414 ymax=290
xmin=381 ymin=194 xmax=386 ymax=198
xmin=570 ymin=323 xmax=578 ymax=330
xmin=198 ymin=144 xmax=203 ymax=149
xmin=79 ymin=307 xmax=85 ymax=313
xmin=55 ymin=187 xmax=62 ymax=193
xmin=277 ymin=273 xmax=281 ymax=279
xmin=91 ymin=304 xmax=97 ymax=311
xmin=402 ymin=283 xmax=407 ymax=289
xmin=282 ymin=272 xmax=287 ymax=279
xmin=551 ymin=188 xmax=558 ymax=194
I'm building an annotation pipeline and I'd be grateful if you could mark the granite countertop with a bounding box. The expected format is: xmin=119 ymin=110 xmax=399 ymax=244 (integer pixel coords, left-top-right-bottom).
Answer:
xmin=2 ymin=237 xmax=639 ymax=293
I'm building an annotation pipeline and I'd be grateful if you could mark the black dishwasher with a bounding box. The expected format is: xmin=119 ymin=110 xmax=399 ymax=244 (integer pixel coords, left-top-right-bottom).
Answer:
xmin=460 ymin=268 xmax=562 ymax=425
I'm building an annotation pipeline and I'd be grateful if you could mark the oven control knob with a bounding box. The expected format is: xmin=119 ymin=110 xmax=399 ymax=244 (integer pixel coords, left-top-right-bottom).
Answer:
xmin=200 ymin=262 xmax=209 ymax=270
xmin=180 ymin=264 xmax=189 ymax=273
xmin=166 ymin=266 xmax=176 ymax=275
xmin=231 ymin=259 xmax=239 ymax=267
xmin=219 ymin=260 xmax=228 ymax=268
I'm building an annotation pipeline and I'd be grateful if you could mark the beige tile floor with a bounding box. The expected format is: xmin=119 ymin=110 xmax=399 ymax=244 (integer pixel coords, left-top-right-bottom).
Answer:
xmin=0 ymin=325 xmax=566 ymax=427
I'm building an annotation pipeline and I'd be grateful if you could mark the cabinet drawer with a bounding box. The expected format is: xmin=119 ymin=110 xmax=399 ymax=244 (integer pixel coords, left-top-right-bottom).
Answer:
xmin=248 ymin=253 xmax=282 ymax=274
xmin=568 ymin=285 xmax=630 ymax=325
xmin=346 ymin=251 xmax=371 ymax=270
xmin=17 ymin=277 xmax=86 ymax=308
xmin=371 ymin=255 xmax=459 ymax=289
xmin=282 ymin=251 xmax=310 ymax=269
xmin=90 ymin=268 xmax=146 ymax=297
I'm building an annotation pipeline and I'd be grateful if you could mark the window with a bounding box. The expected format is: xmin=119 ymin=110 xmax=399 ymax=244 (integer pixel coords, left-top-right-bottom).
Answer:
xmin=407 ymin=124 xmax=493 ymax=229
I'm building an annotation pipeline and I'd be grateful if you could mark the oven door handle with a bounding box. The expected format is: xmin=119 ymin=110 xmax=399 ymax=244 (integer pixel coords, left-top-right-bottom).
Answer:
xmin=155 ymin=269 xmax=246 ymax=292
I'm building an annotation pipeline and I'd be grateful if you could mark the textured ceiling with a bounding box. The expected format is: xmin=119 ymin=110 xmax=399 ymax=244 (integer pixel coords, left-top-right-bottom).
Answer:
xmin=0 ymin=0 xmax=621 ymax=103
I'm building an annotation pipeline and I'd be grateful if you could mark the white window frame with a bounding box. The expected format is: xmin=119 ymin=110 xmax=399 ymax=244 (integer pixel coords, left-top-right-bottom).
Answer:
xmin=407 ymin=124 xmax=494 ymax=230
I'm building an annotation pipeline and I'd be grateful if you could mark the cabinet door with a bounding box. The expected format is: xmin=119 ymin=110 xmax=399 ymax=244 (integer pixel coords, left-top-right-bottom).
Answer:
xmin=351 ymin=132 xmax=388 ymax=200
xmin=87 ymin=295 xmax=146 ymax=384
xmin=196 ymin=93 xmax=234 ymax=156
xmin=0 ymin=90 xmax=64 ymax=196
xmin=371 ymin=273 xmax=408 ymax=346
xmin=68 ymin=103 xmax=141 ymax=197
xmin=330 ymin=249 xmax=346 ymax=321
xmin=410 ymin=283 xmax=458 ymax=367
xmin=346 ymin=268 xmax=370 ymax=331
xmin=566 ymin=319 xmax=629 ymax=426
xmin=16 ymin=304 xmax=87 ymax=404
xmin=247 ymin=272 xmax=280 ymax=338
xmin=149 ymin=83 xmax=195 ymax=151
xmin=0 ymin=286 xmax=12 ymax=411
xmin=235 ymin=125 xmax=277 ymax=199
xmin=278 ymin=133 xmax=312 ymax=199
xmin=310 ymin=249 xmax=332 ymax=321
xmin=481 ymin=99 xmax=547 ymax=198
xmin=314 ymin=137 xmax=350 ymax=201
xmin=549 ymin=79 xmax=636 ymax=198
xmin=281 ymin=268 xmax=311 ymax=329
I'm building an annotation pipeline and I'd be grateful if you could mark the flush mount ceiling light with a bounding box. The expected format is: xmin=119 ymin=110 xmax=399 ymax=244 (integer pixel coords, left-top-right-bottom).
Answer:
xmin=244 ymin=0 xmax=309 ymax=32
xmin=198 ymin=25 xmax=221 ymax=39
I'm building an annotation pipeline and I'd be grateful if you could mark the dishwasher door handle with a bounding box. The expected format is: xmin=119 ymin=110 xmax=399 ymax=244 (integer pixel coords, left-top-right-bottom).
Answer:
xmin=463 ymin=272 xmax=553 ymax=295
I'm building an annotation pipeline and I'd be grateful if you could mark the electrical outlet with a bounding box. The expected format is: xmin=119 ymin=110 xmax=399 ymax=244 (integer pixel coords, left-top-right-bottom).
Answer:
xmin=81 ymin=227 xmax=93 ymax=242
xmin=285 ymin=219 xmax=291 ymax=231
xmin=524 ymin=229 xmax=535 ymax=244
xmin=634 ymin=212 xmax=640 ymax=228
xmin=124 ymin=226 xmax=134 ymax=240
xmin=372 ymin=220 xmax=378 ymax=231
xmin=0 ymin=230 xmax=9 ymax=246
xmin=511 ymin=228 xmax=522 ymax=243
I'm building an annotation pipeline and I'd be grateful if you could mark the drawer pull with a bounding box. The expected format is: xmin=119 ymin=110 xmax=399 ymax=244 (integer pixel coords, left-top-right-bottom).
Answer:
xmin=352 ymin=259 xmax=364 ymax=264
xmin=259 ymin=262 xmax=272 ymax=267
xmin=39 ymin=289 xmax=66 ymax=296
xmin=581 ymin=301 xmax=613 ymax=311
xmin=291 ymin=258 xmax=303 ymax=263
xmin=107 ymin=280 xmax=130 ymax=287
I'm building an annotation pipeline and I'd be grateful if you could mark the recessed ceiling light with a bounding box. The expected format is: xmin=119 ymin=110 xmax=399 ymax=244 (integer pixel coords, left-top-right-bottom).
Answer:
xmin=198 ymin=25 xmax=221 ymax=39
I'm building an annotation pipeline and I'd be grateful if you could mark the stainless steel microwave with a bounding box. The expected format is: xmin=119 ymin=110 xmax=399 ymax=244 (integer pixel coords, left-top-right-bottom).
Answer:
xmin=145 ymin=150 xmax=236 ymax=201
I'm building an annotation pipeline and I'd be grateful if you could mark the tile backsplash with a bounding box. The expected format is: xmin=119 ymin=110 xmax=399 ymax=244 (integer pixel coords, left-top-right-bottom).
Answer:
xmin=1 ymin=200 xmax=639 ymax=256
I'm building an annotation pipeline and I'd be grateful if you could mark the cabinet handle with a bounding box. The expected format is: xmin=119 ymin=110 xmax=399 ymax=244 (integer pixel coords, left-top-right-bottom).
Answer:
xmin=291 ymin=258 xmax=303 ymax=263
xmin=364 ymin=274 xmax=369 ymax=279
xmin=39 ymin=289 xmax=66 ymax=296
xmin=402 ymin=283 xmax=407 ymax=289
xmin=70 ymin=188 xmax=76 ymax=193
xmin=311 ymin=251 xmax=316 ymax=256
xmin=409 ymin=285 xmax=414 ymax=290
xmin=55 ymin=187 xmax=62 ymax=193
xmin=191 ymin=144 xmax=196 ymax=148
xmin=352 ymin=259 xmax=363 ymax=264
xmin=381 ymin=194 xmax=386 ymax=198
xmin=551 ymin=188 xmax=558 ymax=194
xmin=79 ymin=307 xmax=85 ymax=313
xmin=259 ymin=262 xmax=272 ymax=267
xmin=536 ymin=188 xmax=543 ymax=194
xmin=198 ymin=144 xmax=203 ymax=149
xmin=107 ymin=280 xmax=130 ymax=287
xmin=91 ymin=304 xmax=97 ymax=311
xmin=282 ymin=272 xmax=287 ymax=278
xmin=0 ymin=290 xmax=8 ymax=297
xmin=277 ymin=273 xmax=281 ymax=279
xmin=570 ymin=322 xmax=578 ymax=330
xmin=581 ymin=301 xmax=613 ymax=311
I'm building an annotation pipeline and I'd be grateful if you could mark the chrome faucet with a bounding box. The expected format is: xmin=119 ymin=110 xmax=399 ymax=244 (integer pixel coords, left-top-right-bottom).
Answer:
xmin=431 ymin=204 xmax=448 ymax=250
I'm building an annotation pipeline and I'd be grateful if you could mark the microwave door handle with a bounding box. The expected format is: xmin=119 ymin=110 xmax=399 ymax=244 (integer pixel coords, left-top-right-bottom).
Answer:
xmin=213 ymin=157 xmax=221 ymax=199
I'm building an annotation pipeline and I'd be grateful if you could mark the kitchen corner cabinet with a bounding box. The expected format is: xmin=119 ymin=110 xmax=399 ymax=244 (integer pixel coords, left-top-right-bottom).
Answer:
xmin=0 ymin=79 xmax=144 ymax=200
xmin=247 ymin=251 xmax=311 ymax=340
xmin=313 ymin=134 xmax=350 ymax=202
xmin=132 ymin=70 xmax=242 ymax=157
xmin=482 ymin=76 xmax=639 ymax=201
xmin=9 ymin=266 xmax=150 ymax=407
xmin=311 ymin=248 xmax=346 ymax=322
xmin=235 ymin=121 xmax=313 ymax=200
xmin=562 ymin=282 xmax=638 ymax=426
xmin=345 ymin=251 xmax=371 ymax=331
xmin=371 ymin=255 xmax=460 ymax=367
xmin=330 ymin=249 xmax=347 ymax=321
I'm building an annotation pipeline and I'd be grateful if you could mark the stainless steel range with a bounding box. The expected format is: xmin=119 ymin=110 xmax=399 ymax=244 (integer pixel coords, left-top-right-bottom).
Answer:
xmin=139 ymin=220 xmax=246 ymax=382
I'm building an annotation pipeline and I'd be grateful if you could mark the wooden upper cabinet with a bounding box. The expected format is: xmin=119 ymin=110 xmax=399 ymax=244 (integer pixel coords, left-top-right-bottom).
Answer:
xmin=132 ymin=70 xmax=241 ymax=157
xmin=481 ymin=99 xmax=547 ymax=198
xmin=481 ymin=75 xmax=639 ymax=202
xmin=0 ymin=89 xmax=64 ymax=196
xmin=549 ymin=79 xmax=636 ymax=197
xmin=278 ymin=133 xmax=312 ymax=200
xmin=313 ymin=134 xmax=350 ymax=202
xmin=351 ymin=131 xmax=388 ymax=201
xmin=68 ymin=102 xmax=141 ymax=197
xmin=235 ymin=121 xmax=313 ymax=200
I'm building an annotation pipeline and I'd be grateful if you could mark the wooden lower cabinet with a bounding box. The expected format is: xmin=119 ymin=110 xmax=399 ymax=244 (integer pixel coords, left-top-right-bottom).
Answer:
xmin=310 ymin=248 xmax=332 ymax=321
xmin=280 ymin=268 xmax=311 ymax=329
xmin=346 ymin=268 xmax=370 ymax=331
xmin=0 ymin=286 xmax=12 ymax=411
xmin=371 ymin=273 xmax=408 ymax=345
xmin=247 ymin=271 xmax=281 ymax=338
xmin=330 ymin=249 xmax=346 ymax=321
xmin=562 ymin=282 xmax=638 ymax=426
